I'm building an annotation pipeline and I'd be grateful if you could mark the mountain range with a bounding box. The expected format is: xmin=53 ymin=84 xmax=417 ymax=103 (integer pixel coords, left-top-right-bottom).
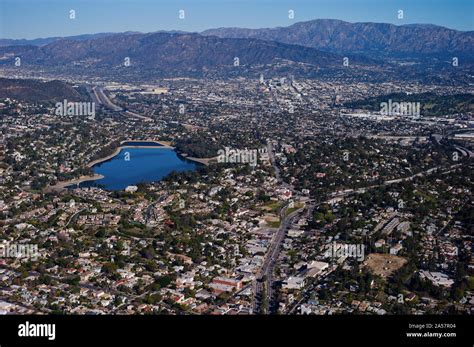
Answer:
xmin=0 ymin=31 xmax=378 ymax=81
xmin=0 ymin=19 xmax=471 ymax=82
xmin=202 ymin=19 xmax=473 ymax=58
xmin=3 ymin=19 xmax=472 ymax=57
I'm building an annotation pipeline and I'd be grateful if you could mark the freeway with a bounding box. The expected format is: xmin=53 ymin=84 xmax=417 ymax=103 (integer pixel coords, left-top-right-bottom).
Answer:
xmin=92 ymin=86 xmax=153 ymax=121
xmin=92 ymin=86 xmax=123 ymax=112
xmin=454 ymin=145 xmax=474 ymax=159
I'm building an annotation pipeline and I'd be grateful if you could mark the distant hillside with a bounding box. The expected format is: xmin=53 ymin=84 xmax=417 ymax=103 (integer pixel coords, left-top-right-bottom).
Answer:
xmin=0 ymin=32 xmax=377 ymax=81
xmin=203 ymin=19 xmax=474 ymax=58
xmin=0 ymin=22 xmax=470 ymax=83
xmin=0 ymin=78 xmax=84 ymax=103
xmin=0 ymin=31 xmax=190 ymax=47
xmin=0 ymin=33 xmax=119 ymax=47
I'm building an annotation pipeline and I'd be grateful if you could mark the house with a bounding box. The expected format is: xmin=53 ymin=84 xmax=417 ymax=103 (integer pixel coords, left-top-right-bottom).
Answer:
xmin=278 ymin=189 xmax=292 ymax=200
xmin=390 ymin=243 xmax=403 ymax=255
xmin=288 ymin=229 xmax=305 ymax=238
xmin=124 ymin=185 xmax=138 ymax=193
xmin=374 ymin=239 xmax=385 ymax=248
xmin=419 ymin=271 xmax=454 ymax=287
xmin=305 ymin=261 xmax=329 ymax=278
xmin=282 ymin=276 xmax=305 ymax=290
xmin=176 ymin=273 xmax=195 ymax=288
xmin=208 ymin=276 xmax=244 ymax=295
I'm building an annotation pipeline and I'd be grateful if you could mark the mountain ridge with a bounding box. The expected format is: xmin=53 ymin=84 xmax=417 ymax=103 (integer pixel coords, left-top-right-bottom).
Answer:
xmin=0 ymin=31 xmax=379 ymax=81
xmin=202 ymin=19 xmax=474 ymax=58
xmin=2 ymin=18 xmax=471 ymax=58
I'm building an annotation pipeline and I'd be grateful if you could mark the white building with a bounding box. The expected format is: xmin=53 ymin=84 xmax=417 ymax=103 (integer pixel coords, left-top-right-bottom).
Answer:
xmin=390 ymin=243 xmax=403 ymax=255
xmin=419 ymin=271 xmax=454 ymax=287
xmin=125 ymin=185 xmax=138 ymax=193
xmin=282 ymin=276 xmax=305 ymax=290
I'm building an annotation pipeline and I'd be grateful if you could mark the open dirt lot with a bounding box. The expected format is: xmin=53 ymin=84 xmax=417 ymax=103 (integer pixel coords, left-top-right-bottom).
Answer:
xmin=363 ymin=253 xmax=407 ymax=278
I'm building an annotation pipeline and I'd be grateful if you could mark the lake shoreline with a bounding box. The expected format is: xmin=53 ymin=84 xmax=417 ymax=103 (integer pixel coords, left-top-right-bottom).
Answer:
xmin=45 ymin=140 xmax=215 ymax=192
xmin=45 ymin=174 xmax=105 ymax=193
xmin=180 ymin=155 xmax=217 ymax=166
xmin=87 ymin=140 xmax=174 ymax=168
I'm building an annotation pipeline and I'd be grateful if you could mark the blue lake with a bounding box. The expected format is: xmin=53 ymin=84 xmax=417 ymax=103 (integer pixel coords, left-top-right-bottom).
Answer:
xmin=80 ymin=147 xmax=199 ymax=190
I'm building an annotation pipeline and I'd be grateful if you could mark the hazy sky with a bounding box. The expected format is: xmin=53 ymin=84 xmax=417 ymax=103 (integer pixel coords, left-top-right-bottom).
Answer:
xmin=1 ymin=0 xmax=473 ymax=39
